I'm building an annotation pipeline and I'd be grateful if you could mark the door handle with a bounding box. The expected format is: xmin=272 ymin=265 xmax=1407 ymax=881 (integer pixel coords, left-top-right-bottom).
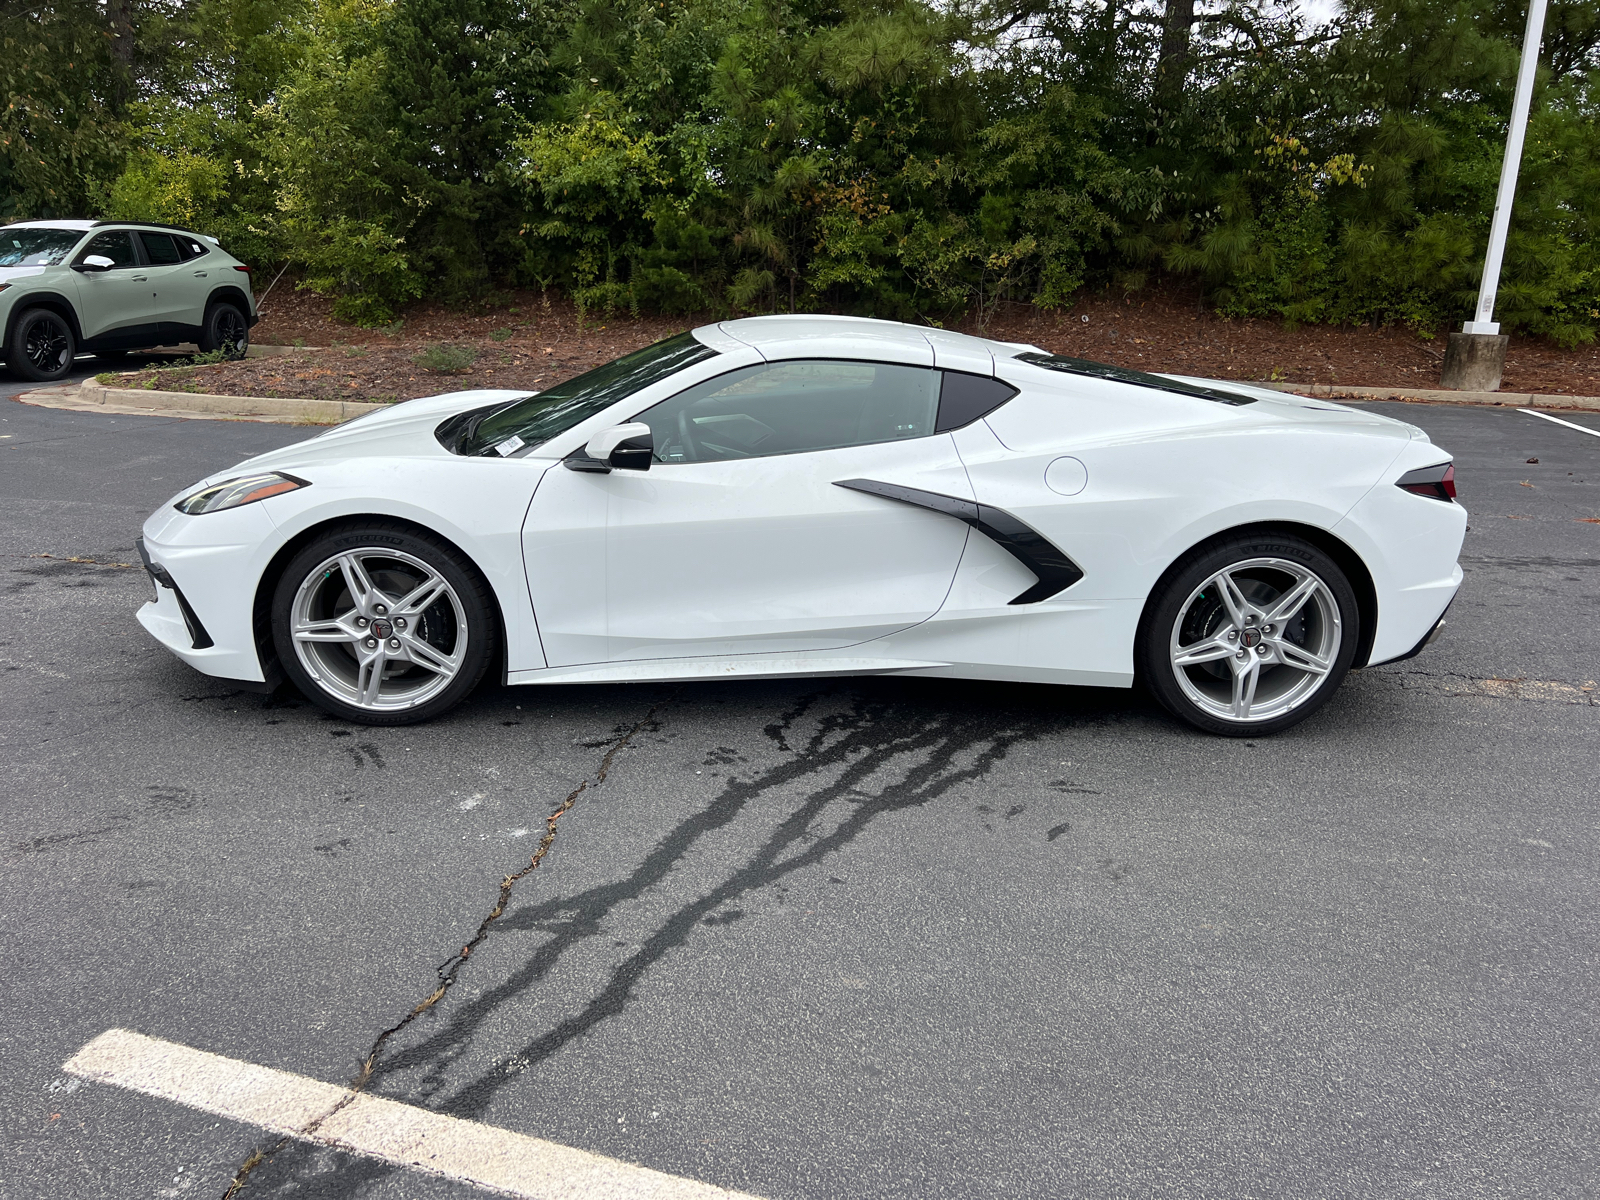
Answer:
xmin=132 ymin=274 xmax=148 ymax=281
xmin=193 ymin=271 xmax=207 ymax=277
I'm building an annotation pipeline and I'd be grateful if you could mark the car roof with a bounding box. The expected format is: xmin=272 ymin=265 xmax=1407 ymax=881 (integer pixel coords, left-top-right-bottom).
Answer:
xmin=709 ymin=314 xmax=1021 ymax=373
xmin=2 ymin=219 xmax=96 ymax=232
xmin=1 ymin=219 xmax=216 ymax=242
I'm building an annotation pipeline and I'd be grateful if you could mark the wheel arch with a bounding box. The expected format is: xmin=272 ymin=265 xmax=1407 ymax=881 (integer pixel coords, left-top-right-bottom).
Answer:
xmin=3 ymin=292 xmax=84 ymax=350
xmin=205 ymin=285 xmax=256 ymax=325
xmin=251 ymin=513 xmax=510 ymax=690
xmin=1135 ymin=520 xmax=1379 ymax=672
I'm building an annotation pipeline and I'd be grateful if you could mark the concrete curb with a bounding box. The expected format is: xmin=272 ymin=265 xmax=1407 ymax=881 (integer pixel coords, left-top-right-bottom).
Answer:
xmin=137 ymin=342 xmax=320 ymax=359
xmin=70 ymin=378 xmax=386 ymax=423
xmin=1255 ymin=381 xmax=1600 ymax=412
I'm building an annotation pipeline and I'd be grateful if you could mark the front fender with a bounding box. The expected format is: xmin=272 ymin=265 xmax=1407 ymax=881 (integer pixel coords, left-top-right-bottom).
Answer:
xmin=259 ymin=456 xmax=553 ymax=673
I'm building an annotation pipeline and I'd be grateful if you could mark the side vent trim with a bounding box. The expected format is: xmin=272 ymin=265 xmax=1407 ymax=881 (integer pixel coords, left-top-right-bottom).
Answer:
xmin=834 ymin=478 xmax=1084 ymax=604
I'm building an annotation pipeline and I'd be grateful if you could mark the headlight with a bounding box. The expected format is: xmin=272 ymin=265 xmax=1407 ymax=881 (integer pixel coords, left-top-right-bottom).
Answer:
xmin=174 ymin=472 xmax=309 ymax=515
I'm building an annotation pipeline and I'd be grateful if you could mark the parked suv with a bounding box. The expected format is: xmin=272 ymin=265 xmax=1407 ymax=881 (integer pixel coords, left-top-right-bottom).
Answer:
xmin=0 ymin=219 xmax=257 ymax=382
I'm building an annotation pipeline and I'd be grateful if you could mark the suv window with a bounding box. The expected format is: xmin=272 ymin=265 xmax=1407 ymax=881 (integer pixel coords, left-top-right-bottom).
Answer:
xmin=137 ymin=231 xmax=183 ymax=265
xmin=78 ymin=231 xmax=139 ymax=268
xmin=178 ymin=237 xmax=209 ymax=260
xmin=0 ymin=228 xmax=83 ymax=266
xmin=636 ymin=360 xmax=941 ymax=463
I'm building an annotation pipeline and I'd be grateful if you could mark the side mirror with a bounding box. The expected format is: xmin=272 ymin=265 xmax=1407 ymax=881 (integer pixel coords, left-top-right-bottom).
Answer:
xmin=74 ymin=255 xmax=116 ymax=273
xmin=565 ymin=423 xmax=653 ymax=473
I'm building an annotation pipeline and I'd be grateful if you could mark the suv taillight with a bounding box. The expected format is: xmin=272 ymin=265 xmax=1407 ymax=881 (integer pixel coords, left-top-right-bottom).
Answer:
xmin=1397 ymin=462 xmax=1455 ymax=502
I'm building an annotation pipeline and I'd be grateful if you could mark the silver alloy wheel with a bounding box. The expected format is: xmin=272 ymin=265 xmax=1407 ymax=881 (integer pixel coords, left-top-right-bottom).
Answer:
xmin=1168 ymin=556 xmax=1342 ymax=724
xmin=289 ymin=548 xmax=468 ymax=712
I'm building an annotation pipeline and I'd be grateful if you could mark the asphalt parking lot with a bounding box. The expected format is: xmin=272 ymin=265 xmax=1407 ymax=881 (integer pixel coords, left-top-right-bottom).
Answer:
xmin=3 ymin=370 xmax=1598 ymax=1200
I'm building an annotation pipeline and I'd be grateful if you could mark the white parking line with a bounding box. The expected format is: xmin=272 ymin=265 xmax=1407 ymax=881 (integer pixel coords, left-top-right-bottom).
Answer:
xmin=65 ymin=1029 xmax=766 ymax=1200
xmin=1519 ymin=408 xmax=1600 ymax=438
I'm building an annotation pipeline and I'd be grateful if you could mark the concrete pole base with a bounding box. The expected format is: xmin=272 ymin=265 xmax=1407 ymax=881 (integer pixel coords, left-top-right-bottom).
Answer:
xmin=1441 ymin=332 xmax=1509 ymax=391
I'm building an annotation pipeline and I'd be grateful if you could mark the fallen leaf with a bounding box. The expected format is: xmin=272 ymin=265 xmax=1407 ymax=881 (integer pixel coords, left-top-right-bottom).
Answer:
xmin=1527 ymin=457 xmax=1539 ymax=464
xmin=1578 ymin=518 xmax=1600 ymax=525
xmin=1520 ymin=480 xmax=1534 ymax=487
xmin=1507 ymin=514 xmax=1531 ymax=519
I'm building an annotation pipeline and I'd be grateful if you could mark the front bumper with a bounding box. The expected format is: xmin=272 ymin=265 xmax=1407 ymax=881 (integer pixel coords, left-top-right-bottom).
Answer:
xmin=136 ymin=504 xmax=278 ymax=683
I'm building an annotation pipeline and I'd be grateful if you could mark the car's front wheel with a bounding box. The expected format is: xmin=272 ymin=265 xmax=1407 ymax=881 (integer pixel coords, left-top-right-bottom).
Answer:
xmin=199 ymin=301 xmax=249 ymax=359
xmin=1138 ymin=533 xmax=1359 ymax=736
xmin=8 ymin=307 xmax=76 ymax=382
xmin=271 ymin=523 xmax=497 ymax=725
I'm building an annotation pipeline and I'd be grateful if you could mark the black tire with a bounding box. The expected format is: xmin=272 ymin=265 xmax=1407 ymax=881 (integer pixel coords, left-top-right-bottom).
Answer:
xmin=271 ymin=522 xmax=498 ymax=725
xmin=199 ymin=301 xmax=249 ymax=359
xmin=7 ymin=307 xmax=77 ymax=381
xmin=1137 ymin=532 xmax=1359 ymax=737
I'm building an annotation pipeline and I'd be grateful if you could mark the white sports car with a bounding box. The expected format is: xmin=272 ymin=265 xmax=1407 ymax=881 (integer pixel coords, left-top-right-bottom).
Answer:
xmin=136 ymin=316 xmax=1465 ymax=735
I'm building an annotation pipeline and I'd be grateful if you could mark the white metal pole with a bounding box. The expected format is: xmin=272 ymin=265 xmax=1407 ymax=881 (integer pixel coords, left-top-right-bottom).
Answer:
xmin=1464 ymin=0 xmax=1548 ymax=335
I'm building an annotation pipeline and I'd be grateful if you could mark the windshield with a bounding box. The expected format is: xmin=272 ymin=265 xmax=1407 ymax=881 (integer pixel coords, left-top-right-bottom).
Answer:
xmin=439 ymin=331 xmax=721 ymax=457
xmin=1014 ymin=352 xmax=1258 ymax=406
xmin=0 ymin=228 xmax=83 ymax=267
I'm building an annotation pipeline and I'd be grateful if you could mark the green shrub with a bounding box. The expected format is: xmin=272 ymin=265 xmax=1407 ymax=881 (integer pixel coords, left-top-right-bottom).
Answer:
xmin=412 ymin=345 xmax=478 ymax=373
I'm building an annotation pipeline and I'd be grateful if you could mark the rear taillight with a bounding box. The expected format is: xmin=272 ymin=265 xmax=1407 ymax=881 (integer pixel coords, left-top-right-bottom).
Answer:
xmin=234 ymin=265 xmax=251 ymax=274
xmin=1397 ymin=462 xmax=1455 ymax=502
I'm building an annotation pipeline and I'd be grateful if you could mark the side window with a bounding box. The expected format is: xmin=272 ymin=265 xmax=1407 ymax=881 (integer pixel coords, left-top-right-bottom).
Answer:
xmin=78 ymin=231 xmax=139 ymax=268
xmin=635 ymin=360 xmax=942 ymax=463
xmin=137 ymin=231 xmax=183 ymax=265
xmin=936 ymin=372 xmax=1018 ymax=432
xmin=178 ymin=237 xmax=209 ymax=260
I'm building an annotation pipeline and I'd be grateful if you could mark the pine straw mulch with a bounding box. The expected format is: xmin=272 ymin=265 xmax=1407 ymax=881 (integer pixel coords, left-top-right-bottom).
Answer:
xmin=110 ymin=284 xmax=1600 ymax=402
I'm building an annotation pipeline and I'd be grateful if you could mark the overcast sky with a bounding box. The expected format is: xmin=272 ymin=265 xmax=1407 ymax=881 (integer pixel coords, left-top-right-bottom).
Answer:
xmin=1299 ymin=0 xmax=1343 ymax=27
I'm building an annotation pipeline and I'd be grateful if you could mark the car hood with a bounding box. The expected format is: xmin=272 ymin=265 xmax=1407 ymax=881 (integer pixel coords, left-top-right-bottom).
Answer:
xmin=224 ymin=389 xmax=534 ymax=477
xmin=0 ymin=265 xmax=51 ymax=283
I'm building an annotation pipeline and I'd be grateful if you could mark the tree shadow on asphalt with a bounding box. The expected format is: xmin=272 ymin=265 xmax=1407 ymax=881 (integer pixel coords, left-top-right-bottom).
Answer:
xmin=243 ymin=678 xmax=1156 ymax=1196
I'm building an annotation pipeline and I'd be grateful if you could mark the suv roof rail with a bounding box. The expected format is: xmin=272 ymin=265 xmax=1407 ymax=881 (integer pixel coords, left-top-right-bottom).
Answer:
xmin=90 ymin=219 xmax=206 ymax=237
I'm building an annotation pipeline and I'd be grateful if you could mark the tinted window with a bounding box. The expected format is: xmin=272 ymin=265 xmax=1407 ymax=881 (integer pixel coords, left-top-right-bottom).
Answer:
xmin=79 ymin=231 xmax=139 ymax=268
xmin=179 ymin=237 xmax=209 ymax=260
xmin=138 ymin=231 xmax=183 ymax=264
xmin=636 ymin=360 xmax=941 ymax=463
xmin=0 ymin=228 xmax=83 ymax=266
xmin=1014 ymin=351 xmax=1257 ymax=406
xmin=936 ymin=372 xmax=1018 ymax=431
xmin=439 ymin=331 xmax=719 ymax=457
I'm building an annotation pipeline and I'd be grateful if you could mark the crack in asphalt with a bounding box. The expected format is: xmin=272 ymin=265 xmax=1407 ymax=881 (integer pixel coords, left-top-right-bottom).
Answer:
xmin=1376 ymin=667 xmax=1598 ymax=705
xmin=218 ymin=701 xmax=667 ymax=1199
xmin=24 ymin=552 xmax=139 ymax=568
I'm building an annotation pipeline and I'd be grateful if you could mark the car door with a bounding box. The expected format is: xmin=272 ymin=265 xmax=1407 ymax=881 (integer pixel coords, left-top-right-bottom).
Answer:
xmin=134 ymin=231 xmax=203 ymax=336
xmin=71 ymin=230 xmax=156 ymax=344
xmin=533 ymin=358 xmax=976 ymax=665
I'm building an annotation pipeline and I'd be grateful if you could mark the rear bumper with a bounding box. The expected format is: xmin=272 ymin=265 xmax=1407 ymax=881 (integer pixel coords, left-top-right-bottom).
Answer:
xmin=1334 ymin=476 xmax=1468 ymax=667
xmin=1372 ymin=598 xmax=1453 ymax=667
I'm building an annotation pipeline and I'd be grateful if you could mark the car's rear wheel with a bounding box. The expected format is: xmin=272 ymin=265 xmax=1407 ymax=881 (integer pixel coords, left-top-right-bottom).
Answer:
xmin=1138 ymin=533 xmax=1358 ymax=736
xmin=199 ymin=301 xmax=249 ymax=359
xmin=271 ymin=523 xmax=497 ymax=725
xmin=8 ymin=308 xmax=76 ymax=381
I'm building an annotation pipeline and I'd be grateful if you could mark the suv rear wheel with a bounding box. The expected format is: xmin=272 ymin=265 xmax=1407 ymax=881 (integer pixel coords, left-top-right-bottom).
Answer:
xmin=199 ymin=301 xmax=249 ymax=359
xmin=8 ymin=308 xmax=76 ymax=382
